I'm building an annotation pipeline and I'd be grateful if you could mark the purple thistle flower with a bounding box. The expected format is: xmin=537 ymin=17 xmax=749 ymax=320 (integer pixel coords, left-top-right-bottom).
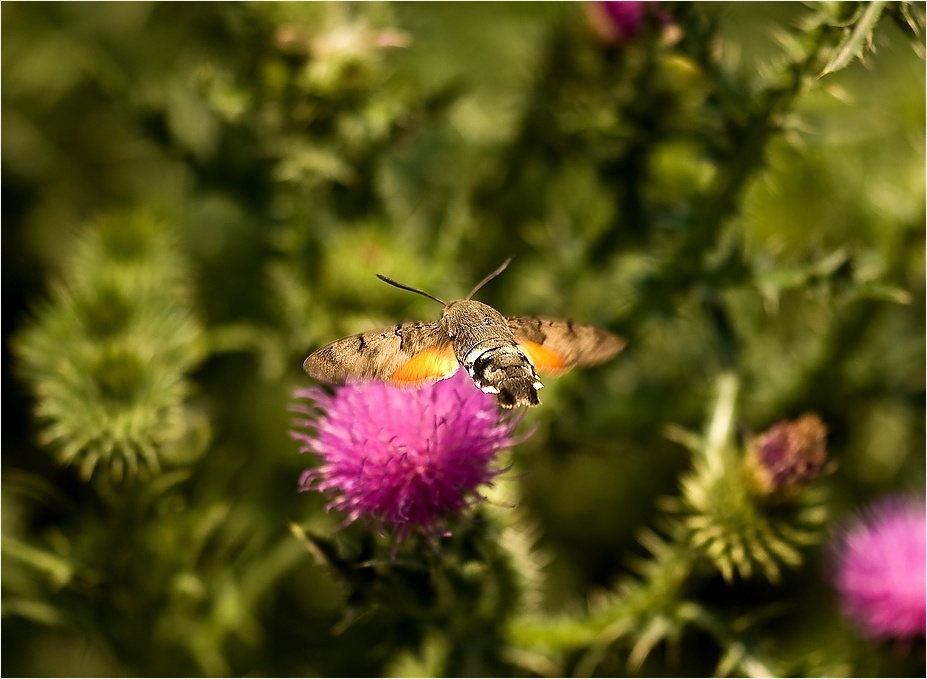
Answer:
xmin=832 ymin=494 xmax=926 ymax=641
xmin=290 ymin=370 xmax=520 ymax=541
xmin=598 ymin=1 xmax=648 ymax=41
xmin=586 ymin=2 xmax=676 ymax=46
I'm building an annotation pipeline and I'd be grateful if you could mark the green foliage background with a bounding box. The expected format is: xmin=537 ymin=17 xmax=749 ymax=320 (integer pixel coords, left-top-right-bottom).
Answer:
xmin=2 ymin=2 xmax=924 ymax=677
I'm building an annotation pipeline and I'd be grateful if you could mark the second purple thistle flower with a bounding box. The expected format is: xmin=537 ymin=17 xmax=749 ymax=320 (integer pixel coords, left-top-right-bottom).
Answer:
xmin=832 ymin=494 xmax=926 ymax=642
xmin=291 ymin=370 xmax=521 ymax=541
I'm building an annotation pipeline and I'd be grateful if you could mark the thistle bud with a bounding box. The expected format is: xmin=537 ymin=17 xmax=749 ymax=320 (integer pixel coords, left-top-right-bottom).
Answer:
xmin=14 ymin=213 xmax=206 ymax=481
xmin=747 ymin=414 xmax=828 ymax=497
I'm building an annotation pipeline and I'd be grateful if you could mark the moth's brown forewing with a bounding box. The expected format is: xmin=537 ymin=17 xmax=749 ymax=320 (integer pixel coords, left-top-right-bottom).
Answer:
xmin=506 ymin=317 xmax=625 ymax=372
xmin=303 ymin=321 xmax=455 ymax=384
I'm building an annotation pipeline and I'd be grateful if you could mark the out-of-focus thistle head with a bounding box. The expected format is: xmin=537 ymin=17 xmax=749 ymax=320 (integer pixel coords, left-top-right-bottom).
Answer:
xmin=585 ymin=2 xmax=680 ymax=47
xmin=746 ymin=414 xmax=829 ymax=498
xmin=672 ymin=387 xmax=830 ymax=584
xmin=832 ymin=494 xmax=926 ymax=642
xmin=14 ymin=213 xmax=207 ymax=481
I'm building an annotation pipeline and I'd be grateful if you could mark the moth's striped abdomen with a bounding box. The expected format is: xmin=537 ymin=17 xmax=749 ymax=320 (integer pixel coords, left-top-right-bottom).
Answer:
xmin=467 ymin=345 xmax=542 ymax=408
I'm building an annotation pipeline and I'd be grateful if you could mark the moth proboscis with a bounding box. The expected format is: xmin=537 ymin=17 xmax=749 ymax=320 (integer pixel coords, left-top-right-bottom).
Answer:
xmin=303 ymin=259 xmax=625 ymax=408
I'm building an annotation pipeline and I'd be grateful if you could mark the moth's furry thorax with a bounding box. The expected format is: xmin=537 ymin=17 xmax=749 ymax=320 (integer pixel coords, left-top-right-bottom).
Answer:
xmin=442 ymin=300 xmax=544 ymax=408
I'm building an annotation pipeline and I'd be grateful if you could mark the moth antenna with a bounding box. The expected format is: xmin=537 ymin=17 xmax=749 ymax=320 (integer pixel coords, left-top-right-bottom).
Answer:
xmin=466 ymin=257 xmax=512 ymax=300
xmin=376 ymin=274 xmax=447 ymax=306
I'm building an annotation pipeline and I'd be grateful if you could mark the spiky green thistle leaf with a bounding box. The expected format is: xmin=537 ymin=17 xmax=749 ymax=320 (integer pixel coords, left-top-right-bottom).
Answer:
xmin=819 ymin=2 xmax=887 ymax=77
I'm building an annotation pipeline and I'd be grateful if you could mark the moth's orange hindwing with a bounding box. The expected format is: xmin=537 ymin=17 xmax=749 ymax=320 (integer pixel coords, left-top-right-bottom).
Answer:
xmin=507 ymin=316 xmax=625 ymax=371
xmin=516 ymin=339 xmax=570 ymax=375
xmin=389 ymin=346 xmax=460 ymax=384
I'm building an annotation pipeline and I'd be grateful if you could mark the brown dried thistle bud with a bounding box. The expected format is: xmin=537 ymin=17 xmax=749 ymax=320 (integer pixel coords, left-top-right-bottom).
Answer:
xmin=746 ymin=414 xmax=829 ymax=496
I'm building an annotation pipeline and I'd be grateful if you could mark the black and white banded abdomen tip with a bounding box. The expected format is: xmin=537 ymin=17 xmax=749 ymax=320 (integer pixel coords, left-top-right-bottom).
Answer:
xmin=467 ymin=346 xmax=543 ymax=408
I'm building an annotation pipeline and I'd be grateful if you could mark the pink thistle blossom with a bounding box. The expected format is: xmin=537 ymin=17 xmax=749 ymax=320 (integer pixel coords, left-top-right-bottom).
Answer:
xmin=596 ymin=1 xmax=648 ymax=42
xmin=290 ymin=370 xmax=520 ymax=541
xmin=586 ymin=2 xmax=677 ymax=46
xmin=832 ymin=494 xmax=926 ymax=641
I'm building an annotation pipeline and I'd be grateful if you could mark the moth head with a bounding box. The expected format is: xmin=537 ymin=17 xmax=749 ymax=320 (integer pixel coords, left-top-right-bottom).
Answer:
xmin=442 ymin=299 xmax=507 ymax=338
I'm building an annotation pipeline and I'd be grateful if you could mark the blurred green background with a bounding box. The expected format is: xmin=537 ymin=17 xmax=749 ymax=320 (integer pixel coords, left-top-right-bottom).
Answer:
xmin=2 ymin=2 xmax=924 ymax=677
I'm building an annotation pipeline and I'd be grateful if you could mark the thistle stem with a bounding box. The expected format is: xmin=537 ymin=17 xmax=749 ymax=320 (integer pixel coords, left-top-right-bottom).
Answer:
xmin=704 ymin=372 xmax=740 ymax=476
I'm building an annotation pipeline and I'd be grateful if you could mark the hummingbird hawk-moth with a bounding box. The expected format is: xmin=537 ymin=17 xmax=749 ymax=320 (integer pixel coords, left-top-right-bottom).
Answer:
xmin=303 ymin=259 xmax=625 ymax=408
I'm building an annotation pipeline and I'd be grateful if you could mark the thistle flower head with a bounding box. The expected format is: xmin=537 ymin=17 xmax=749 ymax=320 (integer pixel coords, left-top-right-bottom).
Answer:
xmin=747 ymin=414 xmax=828 ymax=496
xmin=593 ymin=1 xmax=648 ymax=42
xmin=677 ymin=386 xmax=829 ymax=584
xmin=586 ymin=2 xmax=676 ymax=46
xmin=290 ymin=371 xmax=519 ymax=541
xmin=15 ymin=213 xmax=206 ymax=481
xmin=832 ymin=494 xmax=926 ymax=641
